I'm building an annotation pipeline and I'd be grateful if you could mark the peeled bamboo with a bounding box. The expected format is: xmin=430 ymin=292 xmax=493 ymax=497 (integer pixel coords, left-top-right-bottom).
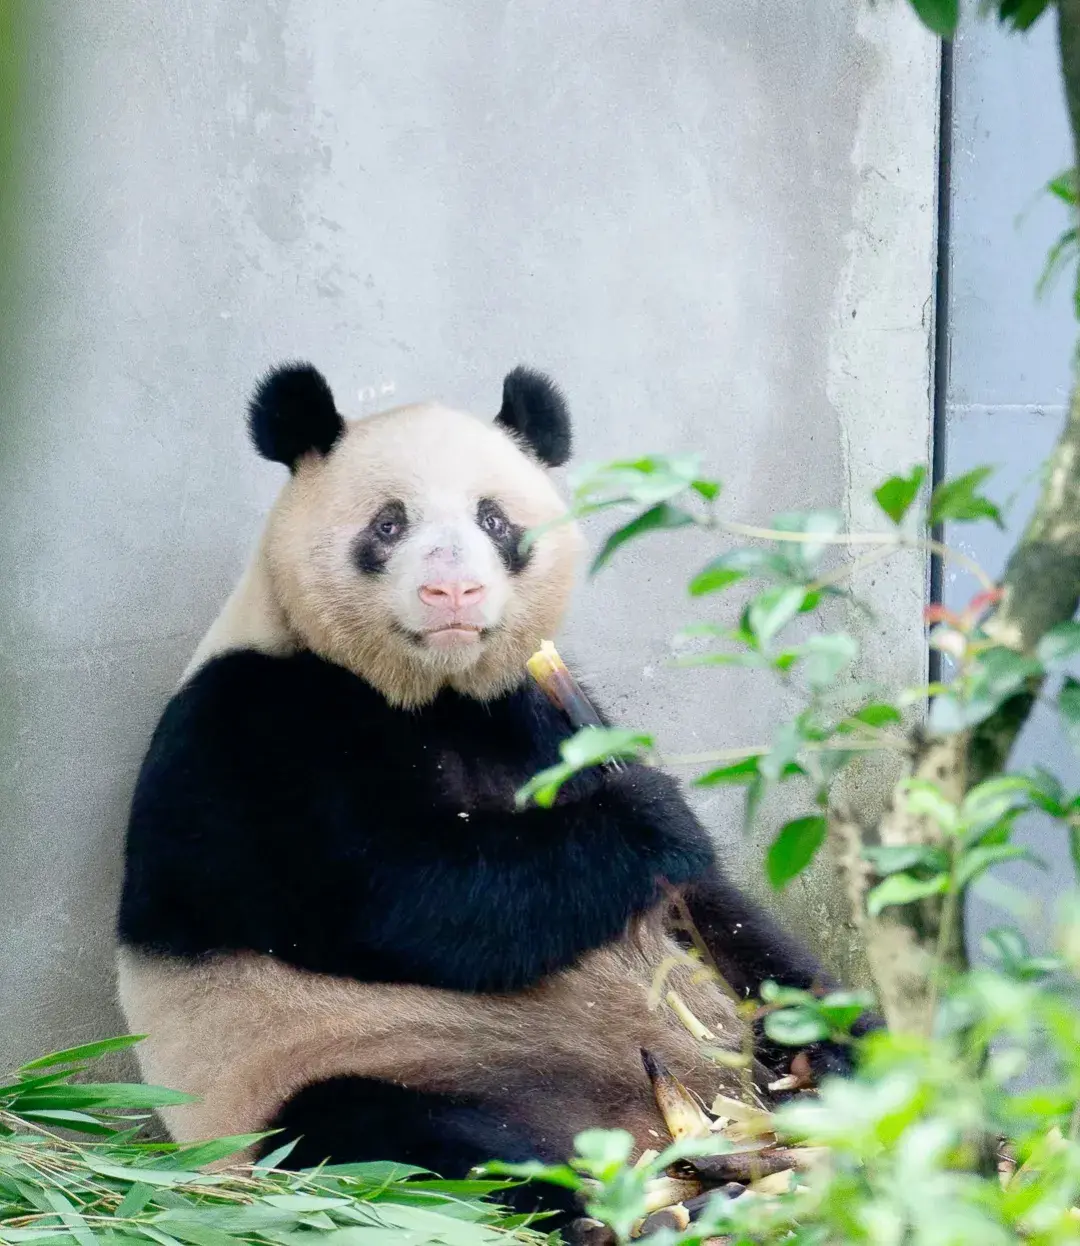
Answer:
xmin=641 ymin=1048 xmax=713 ymax=1141
xmin=526 ymin=640 xmax=624 ymax=771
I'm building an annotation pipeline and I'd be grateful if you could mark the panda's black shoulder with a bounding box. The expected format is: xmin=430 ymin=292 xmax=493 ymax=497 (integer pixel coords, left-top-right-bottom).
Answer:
xmin=131 ymin=649 xmax=391 ymax=809
xmin=131 ymin=648 xmax=623 ymax=839
xmin=152 ymin=648 xmax=380 ymax=748
xmin=132 ymin=648 xmax=588 ymax=813
xmin=157 ymin=648 xmax=572 ymax=749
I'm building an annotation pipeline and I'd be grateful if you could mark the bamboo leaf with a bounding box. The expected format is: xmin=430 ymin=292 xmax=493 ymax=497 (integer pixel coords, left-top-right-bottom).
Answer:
xmin=18 ymin=1110 xmax=116 ymax=1136
xmin=115 ymin=1183 xmax=157 ymax=1220
xmin=13 ymin=1084 xmax=195 ymax=1111
xmin=251 ymin=1139 xmax=299 ymax=1174
xmin=151 ymin=1224 xmax=237 ymax=1246
xmin=81 ymin=1156 xmax=205 ymax=1186
xmin=18 ymin=1037 xmax=145 ymax=1072
xmin=159 ymin=1136 xmax=269 ymax=1170
xmin=42 ymin=1188 xmax=97 ymax=1246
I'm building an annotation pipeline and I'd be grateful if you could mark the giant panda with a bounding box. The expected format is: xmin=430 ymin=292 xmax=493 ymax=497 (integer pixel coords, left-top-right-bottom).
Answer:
xmin=116 ymin=363 xmax=857 ymax=1224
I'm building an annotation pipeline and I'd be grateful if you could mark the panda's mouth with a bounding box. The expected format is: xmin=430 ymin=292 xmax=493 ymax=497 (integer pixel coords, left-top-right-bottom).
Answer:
xmin=422 ymin=624 xmax=485 ymax=650
xmin=392 ymin=621 xmax=494 ymax=648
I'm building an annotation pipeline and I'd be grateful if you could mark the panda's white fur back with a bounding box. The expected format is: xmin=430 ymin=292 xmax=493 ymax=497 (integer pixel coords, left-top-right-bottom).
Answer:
xmin=179 ymin=540 xmax=293 ymax=687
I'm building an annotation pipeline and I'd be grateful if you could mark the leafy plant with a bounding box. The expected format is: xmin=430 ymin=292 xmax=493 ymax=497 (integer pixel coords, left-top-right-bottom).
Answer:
xmin=507 ymin=459 xmax=1080 ymax=1240
xmin=0 ymin=1040 xmax=547 ymax=1246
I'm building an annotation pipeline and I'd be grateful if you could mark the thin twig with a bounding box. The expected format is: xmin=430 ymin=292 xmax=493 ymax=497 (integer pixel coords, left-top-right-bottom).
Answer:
xmin=808 ymin=544 xmax=896 ymax=592
xmin=716 ymin=519 xmax=903 ymax=546
xmin=660 ymin=746 xmax=767 ymax=767
xmin=661 ymin=738 xmax=903 ymax=768
xmin=708 ymin=519 xmax=995 ymax=590
xmin=923 ymin=538 xmax=996 ymax=592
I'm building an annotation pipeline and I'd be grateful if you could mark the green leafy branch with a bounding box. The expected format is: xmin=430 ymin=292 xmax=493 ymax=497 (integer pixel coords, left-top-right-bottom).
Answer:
xmin=0 ymin=1041 xmax=548 ymax=1246
xmin=518 ymin=456 xmax=1022 ymax=898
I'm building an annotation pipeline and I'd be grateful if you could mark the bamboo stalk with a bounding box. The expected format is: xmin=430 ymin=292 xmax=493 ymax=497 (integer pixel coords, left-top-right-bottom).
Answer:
xmin=526 ymin=640 xmax=624 ymax=770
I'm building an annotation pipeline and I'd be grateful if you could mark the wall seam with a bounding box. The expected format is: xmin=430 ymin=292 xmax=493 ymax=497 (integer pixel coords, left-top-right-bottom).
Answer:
xmin=929 ymin=34 xmax=954 ymax=686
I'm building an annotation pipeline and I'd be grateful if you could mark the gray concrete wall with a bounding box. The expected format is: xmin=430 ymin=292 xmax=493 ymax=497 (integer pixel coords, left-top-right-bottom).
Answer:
xmin=0 ymin=1 xmax=938 ymax=1066
xmin=942 ymin=11 xmax=1078 ymax=960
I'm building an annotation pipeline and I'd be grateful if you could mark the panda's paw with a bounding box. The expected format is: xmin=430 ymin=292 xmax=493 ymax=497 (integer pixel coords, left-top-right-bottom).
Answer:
xmin=768 ymin=1007 xmax=883 ymax=1098
xmin=564 ymin=1218 xmax=616 ymax=1246
xmin=800 ymin=1039 xmax=857 ymax=1083
xmin=766 ymin=1020 xmax=880 ymax=1098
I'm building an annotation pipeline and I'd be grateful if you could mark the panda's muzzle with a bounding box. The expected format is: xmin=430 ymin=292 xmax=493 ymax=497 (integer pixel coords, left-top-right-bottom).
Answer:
xmin=411 ymin=578 xmax=491 ymax=649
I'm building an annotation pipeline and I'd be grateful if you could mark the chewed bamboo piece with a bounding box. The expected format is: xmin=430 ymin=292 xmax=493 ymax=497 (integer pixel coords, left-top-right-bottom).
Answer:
xmin=526 ymin=640 xmax=624 ymax=771
xmin=526 ymin=640 xmax=605 ymax=728
xmin=641 ymin=1049 xmax=712 ymax=1141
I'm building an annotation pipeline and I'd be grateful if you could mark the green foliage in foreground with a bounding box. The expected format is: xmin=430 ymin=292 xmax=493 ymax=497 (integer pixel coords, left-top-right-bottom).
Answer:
xmin=492 ymin=954 xmax=1080 ymax=1244
xmin=499 ymin=443 xmax=1080 ymax=1242
xmin=0 ymin=1039 xmax=548 ymax=1246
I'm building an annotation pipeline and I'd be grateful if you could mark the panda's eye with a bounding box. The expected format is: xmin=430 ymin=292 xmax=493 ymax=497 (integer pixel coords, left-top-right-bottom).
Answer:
xmin=477 ymin=499 xmax=529 ymax=574
xmin=369 ymin=501 xmax=407 ymax=543
xmin=481 ymin=511 xmax=507 ymax=538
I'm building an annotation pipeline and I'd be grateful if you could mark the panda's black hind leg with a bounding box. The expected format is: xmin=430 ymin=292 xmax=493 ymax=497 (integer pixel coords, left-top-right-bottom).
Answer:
xmin=680 ymin=867 xmax=882 ymax=1084
xmin=260 ymin=1076 xmax=581 ymax=1228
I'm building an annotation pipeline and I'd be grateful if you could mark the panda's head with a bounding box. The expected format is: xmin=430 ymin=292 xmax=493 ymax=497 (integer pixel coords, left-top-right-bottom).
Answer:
xmin=248 ymin=362 xmax=584 ymax=708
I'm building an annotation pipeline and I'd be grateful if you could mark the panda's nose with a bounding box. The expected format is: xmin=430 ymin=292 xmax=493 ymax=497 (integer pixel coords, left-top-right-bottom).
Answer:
xmin=418 ymin=580 xmax=487 ymax=610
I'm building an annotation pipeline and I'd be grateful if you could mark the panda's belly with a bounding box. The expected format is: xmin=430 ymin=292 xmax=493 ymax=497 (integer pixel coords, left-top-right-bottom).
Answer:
xmin=116 ymin=910 xmax=751 ymax=1163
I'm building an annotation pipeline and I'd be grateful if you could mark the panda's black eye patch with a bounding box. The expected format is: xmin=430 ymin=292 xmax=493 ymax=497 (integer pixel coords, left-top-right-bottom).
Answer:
xmin=354 ymin=500 xmax=408 ymax=575
xmin=477 ymin=498 xmax=529 ymax=575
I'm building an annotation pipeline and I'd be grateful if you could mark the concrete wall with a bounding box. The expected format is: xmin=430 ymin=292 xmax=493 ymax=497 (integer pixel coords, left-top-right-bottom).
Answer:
xmin=0 ymin=1 xmax=938 ymax=1066
xmin=942 ymin=12 xmax=1078 ymax=962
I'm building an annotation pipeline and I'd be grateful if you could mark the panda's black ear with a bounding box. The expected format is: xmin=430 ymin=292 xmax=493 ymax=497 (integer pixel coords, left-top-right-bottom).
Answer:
xmin=494 ymin=367 xmax=571 ymax=468
xmin=247 ymin=363 xmax=344 ymax=471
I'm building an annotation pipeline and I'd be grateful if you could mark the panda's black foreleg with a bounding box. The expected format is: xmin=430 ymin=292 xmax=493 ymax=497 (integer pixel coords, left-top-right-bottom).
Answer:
xmin=260 ymin=1076 xmax=581 ymax=1229
xmin=678 ymin=867 xmax=880 ymax=1082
